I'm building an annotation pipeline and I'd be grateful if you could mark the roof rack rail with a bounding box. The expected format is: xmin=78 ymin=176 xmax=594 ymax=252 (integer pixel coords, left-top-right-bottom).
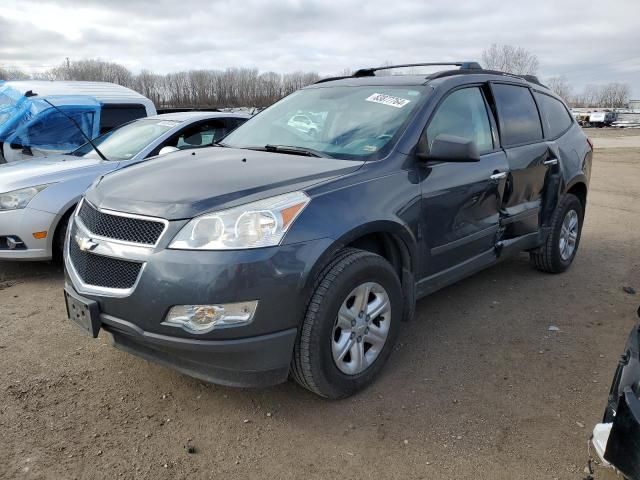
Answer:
xmin=314 ymin=75 xmax=353 ymax=84
xmin=520 ymin=75 xmax=546 ymax=87
xmin=352 ymin=62 xmax=482 ymax=77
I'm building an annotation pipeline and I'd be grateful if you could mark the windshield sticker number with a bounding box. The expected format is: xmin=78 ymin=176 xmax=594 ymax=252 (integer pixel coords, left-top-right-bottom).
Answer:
xmin=157 ymin=121 xmax=179 ymax=127
xmin=365 ymin=93 xmax=410 ymax=109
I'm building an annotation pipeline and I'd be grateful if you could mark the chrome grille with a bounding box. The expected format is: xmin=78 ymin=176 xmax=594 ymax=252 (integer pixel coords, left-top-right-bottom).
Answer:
xmin=68 ymin=225 xmax=143 ymax=290
xmin=78 ymin=201 xmax=165 ymax=246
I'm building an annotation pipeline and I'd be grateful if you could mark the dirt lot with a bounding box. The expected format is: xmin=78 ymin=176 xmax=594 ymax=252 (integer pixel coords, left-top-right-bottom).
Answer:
xmin=1 ymin=128 xmax=639 ymax=480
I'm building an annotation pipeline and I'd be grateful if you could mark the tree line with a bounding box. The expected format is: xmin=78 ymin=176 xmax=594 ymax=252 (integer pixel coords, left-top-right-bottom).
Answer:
xmin=0 ymin=59 xmax=320 ymax=109
xmin=1 ymin=47 xmax=633 ymax=109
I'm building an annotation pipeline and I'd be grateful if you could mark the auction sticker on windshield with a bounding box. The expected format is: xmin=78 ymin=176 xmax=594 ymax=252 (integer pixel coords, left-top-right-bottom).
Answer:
xmin=365 ymin=93 xmax=411 ymax=108
xmin=157 ymin=121 xmax=180 ymax=127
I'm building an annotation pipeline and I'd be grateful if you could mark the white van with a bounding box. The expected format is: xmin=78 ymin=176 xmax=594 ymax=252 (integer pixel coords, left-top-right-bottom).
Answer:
xmin=588 ymin=111 xmax=616 ymax=127
xmin=0 ymin=81 xmax=156 ymax=163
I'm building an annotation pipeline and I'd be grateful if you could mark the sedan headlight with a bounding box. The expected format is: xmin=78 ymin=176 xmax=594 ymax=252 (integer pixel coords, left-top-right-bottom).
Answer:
xmin=169 ymin=191 xmax=310 ymax=250
xmin=0 ymin=185 xmax=50 ymax=211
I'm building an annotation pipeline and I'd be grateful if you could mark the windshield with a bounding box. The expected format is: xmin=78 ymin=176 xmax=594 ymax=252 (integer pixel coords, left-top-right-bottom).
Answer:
xmin=221 ymin=86 xmax=427 ymax=159
xmin=71 ymin=119 xmax=180 ymax=161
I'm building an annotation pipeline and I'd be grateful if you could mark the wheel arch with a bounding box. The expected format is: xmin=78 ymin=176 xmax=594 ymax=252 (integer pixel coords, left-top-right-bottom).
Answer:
xmin=50 ymin=197 xmax=80 ymax=253
xmin=302 ymin=220 xmax=418 ymax=322
xmin=565 ymin=178 xmax=588 ymax=212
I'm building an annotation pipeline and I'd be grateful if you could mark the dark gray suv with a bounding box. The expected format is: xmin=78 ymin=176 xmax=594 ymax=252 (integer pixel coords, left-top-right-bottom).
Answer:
xmin=64 ymin=62 xmax=593 ymax=398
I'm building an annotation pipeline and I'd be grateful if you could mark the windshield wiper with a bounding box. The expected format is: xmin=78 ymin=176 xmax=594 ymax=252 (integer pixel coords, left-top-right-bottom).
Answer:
xmin=262 ymin=144 xmax=330 ymax=158
xmin=25 ymin=92 xmax=109 ymax=161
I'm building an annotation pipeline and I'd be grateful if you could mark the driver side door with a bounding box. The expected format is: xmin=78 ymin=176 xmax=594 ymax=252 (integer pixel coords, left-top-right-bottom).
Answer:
xmin=417 ymin=86 xmax=510 ymax=284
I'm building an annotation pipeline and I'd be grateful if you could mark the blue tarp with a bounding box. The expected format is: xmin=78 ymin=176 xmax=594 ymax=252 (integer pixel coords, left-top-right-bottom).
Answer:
xmin=0 ymin=84 xmax=101 ymax=152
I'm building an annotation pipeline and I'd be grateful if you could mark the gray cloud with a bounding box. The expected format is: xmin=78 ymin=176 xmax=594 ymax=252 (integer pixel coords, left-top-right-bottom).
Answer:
xmin=1 ymin=0 xmax=639 ymax=96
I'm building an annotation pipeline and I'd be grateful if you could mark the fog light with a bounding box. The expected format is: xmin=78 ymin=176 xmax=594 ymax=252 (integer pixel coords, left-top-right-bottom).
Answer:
xmin=162 ymin=301 xmax=258 ymax=334
xmin=6 ymin=236 xmax=24 ymax=249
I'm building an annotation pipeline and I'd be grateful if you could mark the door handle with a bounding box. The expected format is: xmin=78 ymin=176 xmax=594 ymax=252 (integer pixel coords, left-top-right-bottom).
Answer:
xmin=490 ymin=172 xmax=507 ymax=181
xmin=543 ymin=159 xmax=558 ymax=166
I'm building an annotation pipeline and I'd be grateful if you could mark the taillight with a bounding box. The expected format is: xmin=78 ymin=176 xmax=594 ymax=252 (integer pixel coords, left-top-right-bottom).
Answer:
xmin=587 ymin=137 xmax=594 ymax=150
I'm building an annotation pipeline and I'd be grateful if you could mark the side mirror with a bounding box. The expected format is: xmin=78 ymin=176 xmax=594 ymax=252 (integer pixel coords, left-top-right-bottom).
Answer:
xmin=418 ymin=134 xmax=480 ymax=163
xmin=158 ymin=146 xmax=180 ymax=156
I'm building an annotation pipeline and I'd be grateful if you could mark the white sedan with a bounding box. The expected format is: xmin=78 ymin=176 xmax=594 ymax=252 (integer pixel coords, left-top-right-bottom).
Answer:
xmin=0 ymin=111 xmax=249 ymax=261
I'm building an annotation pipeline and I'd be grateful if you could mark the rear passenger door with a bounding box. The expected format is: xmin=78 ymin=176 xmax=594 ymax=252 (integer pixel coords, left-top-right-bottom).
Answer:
xmin=533 ymin=91 xmax=576 ymax=219
xmin=491 ymin=83 xmax=552 ymax=238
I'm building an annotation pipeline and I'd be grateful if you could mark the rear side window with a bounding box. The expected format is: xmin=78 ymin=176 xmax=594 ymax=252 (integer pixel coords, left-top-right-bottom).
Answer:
xmin=426 ymin=87 xmax=494 ymax=154
xmin=492 ymin=84 xmax=543 ymax=146
xmin=534 ymin=92 xmax=573 ymax=138
xmin=100 ymin=104 xmax=147 ymax=133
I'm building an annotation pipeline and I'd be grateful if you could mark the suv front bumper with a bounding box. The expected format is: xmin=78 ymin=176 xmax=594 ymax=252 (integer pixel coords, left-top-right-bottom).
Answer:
xmin=67 ymin=282 xmax=298 ymax=387
xmin=65 ymin=236 xmax=334 ymax=387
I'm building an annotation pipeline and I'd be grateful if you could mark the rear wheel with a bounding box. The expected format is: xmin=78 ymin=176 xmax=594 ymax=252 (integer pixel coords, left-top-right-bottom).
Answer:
xmin=292 ymin=249 xmax=402 ymax=399
xmin=530 ymin=193 xmax=584 ymax=273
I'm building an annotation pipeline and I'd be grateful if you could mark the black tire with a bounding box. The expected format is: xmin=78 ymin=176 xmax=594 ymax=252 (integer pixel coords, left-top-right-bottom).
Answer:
xmin=52 ymin=213 xmax=71 ymax=262
xmin=291 ymin=248 xmax=403 ymax=399
xmin=530 ymin=193 xmax=584 ymax=273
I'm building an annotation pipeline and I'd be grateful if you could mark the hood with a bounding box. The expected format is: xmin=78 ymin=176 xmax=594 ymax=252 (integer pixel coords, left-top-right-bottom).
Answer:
xmin=87 ymin=147 xmax=364 ymax=219
xmin=0 ymin=155 xmax=115 ymax=192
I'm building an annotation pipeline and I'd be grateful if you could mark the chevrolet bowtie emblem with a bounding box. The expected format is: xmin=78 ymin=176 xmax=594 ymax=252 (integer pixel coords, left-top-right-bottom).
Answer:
xmin=75 ymin=234 xmax=99 ymax=252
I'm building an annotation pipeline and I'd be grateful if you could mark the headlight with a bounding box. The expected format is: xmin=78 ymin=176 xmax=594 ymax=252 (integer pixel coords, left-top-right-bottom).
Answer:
xmin=0 ymin=185 xmax=50 ymax=211
xmin=169 ymin=191 xmax=310 ymax=250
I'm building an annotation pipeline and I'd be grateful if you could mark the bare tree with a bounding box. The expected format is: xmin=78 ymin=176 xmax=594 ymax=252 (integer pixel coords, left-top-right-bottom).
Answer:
xmin=134 ymin=69 xmax=163 ymax=107
xmin=598 ymin=82 xmax=630 ymax=108
xmin=47 ymin=59 xmax=134 ymax=87
xmin=570 ymin=82 xmax=631 ymax=108
xmin=35 ymin=58 xmax=320 ymax=108
xmin=546 ymin=76 xmax=572 ymax=101
xmin=573 ymin=84 xmax=601 ymax=108
xmin=482 ymin=43 xmax=539 ymax=75
xmin=0 ymin=67 xmax=30 ymax=81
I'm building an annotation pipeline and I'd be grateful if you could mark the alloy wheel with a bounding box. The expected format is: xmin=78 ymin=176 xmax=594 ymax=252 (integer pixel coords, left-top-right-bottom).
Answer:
xmin=331 ymin=282 xmax=391 ymax=375
xmin=559 ymin=209 xmax=579 ymax=261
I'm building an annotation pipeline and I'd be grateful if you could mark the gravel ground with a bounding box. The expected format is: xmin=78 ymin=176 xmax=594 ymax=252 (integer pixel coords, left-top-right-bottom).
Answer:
xmin=1 ymin=128 xmax=638 ymax=480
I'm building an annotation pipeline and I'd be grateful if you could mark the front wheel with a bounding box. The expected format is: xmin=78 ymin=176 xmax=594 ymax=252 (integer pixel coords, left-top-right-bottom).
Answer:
xmin=53 ymin=213 xmax=71 ymax=263
xmin=291 ymin=248 xmax=402 ymax=399
xmin=530 ymin=193 xmax=584 ymax=273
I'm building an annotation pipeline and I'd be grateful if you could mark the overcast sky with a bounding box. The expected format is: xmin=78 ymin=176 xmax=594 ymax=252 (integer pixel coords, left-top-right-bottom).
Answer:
xmin=1 ymin=0 xmax=639 ymax=97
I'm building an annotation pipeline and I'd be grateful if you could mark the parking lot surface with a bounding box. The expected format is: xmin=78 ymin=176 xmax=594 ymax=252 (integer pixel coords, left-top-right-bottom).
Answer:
xmin=1 ymin=128 xmax=638 ymax=479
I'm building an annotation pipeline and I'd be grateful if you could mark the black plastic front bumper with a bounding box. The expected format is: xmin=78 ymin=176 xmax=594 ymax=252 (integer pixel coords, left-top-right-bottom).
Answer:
xmin=65 ymin=283 xmax=298 ymax=387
